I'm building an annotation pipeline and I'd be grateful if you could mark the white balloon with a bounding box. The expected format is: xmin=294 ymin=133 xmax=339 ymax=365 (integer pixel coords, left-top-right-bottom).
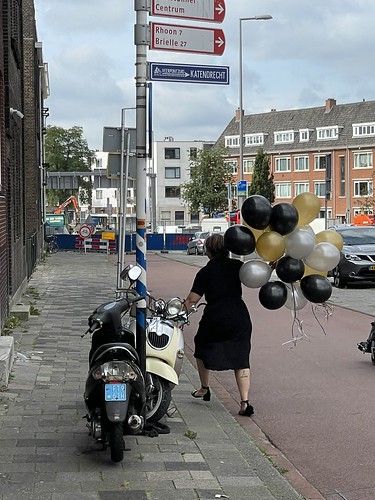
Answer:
xmin=304 ymin=242 xmax=341 ymax=272
xmin=239 ymin=260 xmax=272 ymax=288
xmin=285 ymin=228 xmax=316 ymax=259
xmin=284 ymin=283 xmax=308 ymax=310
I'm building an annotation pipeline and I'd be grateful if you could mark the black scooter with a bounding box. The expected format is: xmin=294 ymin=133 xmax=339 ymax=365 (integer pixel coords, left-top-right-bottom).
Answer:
xmin=357 ymin=320 xmax=375 ymax=365
xmin=83 ymin=266 xmax=146 ymax=462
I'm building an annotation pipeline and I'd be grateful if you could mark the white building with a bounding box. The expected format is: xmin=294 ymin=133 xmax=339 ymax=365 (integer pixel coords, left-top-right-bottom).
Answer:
xmin=150 ymin=137 xmax=215 ymax=228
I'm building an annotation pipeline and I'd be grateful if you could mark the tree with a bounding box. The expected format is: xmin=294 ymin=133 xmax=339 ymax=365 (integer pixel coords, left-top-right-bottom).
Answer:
xmin=248 ymin=148 xmax=275 ymax=203
xmin=181 ymin=147 xmax=234 ymax=217
xmin=45 ymin=125 xmax=95 ymax=207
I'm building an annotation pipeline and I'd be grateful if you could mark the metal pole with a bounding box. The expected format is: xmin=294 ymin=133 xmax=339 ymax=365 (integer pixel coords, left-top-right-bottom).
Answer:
xmin=134 ymin=0 xmax=148 ymax=379
xmin=238 ymin=15 xmax=273 ymax=209
xmin=116 ymin=108 xmax=126 ymax=295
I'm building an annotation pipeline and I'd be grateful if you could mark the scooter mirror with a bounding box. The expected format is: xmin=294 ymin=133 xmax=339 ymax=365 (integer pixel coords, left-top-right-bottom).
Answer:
xmin=128 ymin=265 xmax=142 ymax=282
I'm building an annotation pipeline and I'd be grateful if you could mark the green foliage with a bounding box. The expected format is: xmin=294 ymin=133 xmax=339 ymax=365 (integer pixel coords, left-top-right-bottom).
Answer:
xmin=2 ymin=315 xmax=22 ymax=335
xmin=181 ymin=148 xmax=234 ymax=217
xmin=248 ymin=149 xmax=275 ymax=203
xmin=45 ymin=125 xmax=94 ymax=208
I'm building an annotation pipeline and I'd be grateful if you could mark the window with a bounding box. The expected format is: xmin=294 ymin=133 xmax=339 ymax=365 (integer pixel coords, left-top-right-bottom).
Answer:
xmin=225 ymin=135 xmax=240 ymax=148
xmin=299 ymin=129 xmax=310 ymax=142
xmin=294 ymin=156 xmax=309 ymax=171
xmin=275 ymin=182 xmax=291 ymax=198
xmin=294 ymin=182 xmax=309 ymax=196
xmin=225 ymin=160 xmax=237 ymax=175
xmin=354 ymin=151 xmax=373 ymax=169
xmin=274 ymin=130 xmax=294 ymax=144
xmin=275 ymin=156 xmax=291 ymax=172
xmin=245 ymin=133 xmax=264 ymax=146
xmin=161 ymin=210 xmax=171 ymax=221
xmin=243 ymin=159 xmax=255 ymax=174
xmin=353 ymin=122 xmax=375 ymax=137
xmin=314 ymin=155 xmax=327 ymax=170
xmin=175 ymin=210 xmax=184 ymax=223
xmin=316 ymin=126 xmax=339 ymax=140
xmin=314 ymin=182 xmax=326 ymax=197
xmin=96 ymin=190 xmax=103 ymax=199
xmin=189 ymin=147 xmax=197 ymax=159
xmin=165 ymin=186 xmax=181 ymax=198
xmin=354 ymin=180 xmax=373 ymax=197
xmin=165 ymin=167 xmax=180 ymax=179
xmin=339 ymin=156 xmax=345 ymax=197
xmin=164 ymin=148 xmax=180 ymax=159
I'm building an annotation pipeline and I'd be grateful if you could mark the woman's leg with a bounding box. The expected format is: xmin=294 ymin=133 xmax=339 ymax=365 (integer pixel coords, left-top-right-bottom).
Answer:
xmin=235 ymin=368 xmax=251 ymax=407
xmin=194 ymin=358 xmax=210 ymax=395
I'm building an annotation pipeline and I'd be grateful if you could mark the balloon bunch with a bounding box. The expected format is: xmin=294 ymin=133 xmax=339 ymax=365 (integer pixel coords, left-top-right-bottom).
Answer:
xmin=223 ymin=192 xmax=344 ymax=316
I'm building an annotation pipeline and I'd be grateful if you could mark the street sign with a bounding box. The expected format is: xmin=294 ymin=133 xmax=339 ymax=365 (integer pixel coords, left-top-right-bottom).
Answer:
xmin=103 ymin=127 xmax=136 ymax=153
xmin=237 ymin=180 xmax=247 ymax=195
xmin=151 ymin=0 xmax=225 ymax=23
xmin=79 ymin=225 xmax=93 ymax=239
xmin=149 ymin=62 xmax=229 ymax=84
xmin=107 ymin=153 xmax=137 ymax=180
xmin=150 ymin=22 xmax=225 ymax=56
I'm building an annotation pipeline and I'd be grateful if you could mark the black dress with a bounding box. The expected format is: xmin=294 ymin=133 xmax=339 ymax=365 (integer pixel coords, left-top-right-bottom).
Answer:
xmin=191 ymin=256 xmax=252 ymax=371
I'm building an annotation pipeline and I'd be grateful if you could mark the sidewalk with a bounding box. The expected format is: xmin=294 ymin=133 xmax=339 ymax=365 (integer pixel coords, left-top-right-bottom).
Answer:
xmin=0 ymin=252 xmax=307 ymax=500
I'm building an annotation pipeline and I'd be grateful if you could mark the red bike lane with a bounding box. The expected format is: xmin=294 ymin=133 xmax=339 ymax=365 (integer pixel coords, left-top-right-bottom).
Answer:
xmin=146 ymin=253 xmax=375 ymax=500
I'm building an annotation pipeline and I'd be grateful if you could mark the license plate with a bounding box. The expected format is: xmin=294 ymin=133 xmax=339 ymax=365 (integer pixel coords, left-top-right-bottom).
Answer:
xmin=370 ymin=265 xmax=375 ymax=271
xmin=105 ymin=383 xmax=126 ymax=401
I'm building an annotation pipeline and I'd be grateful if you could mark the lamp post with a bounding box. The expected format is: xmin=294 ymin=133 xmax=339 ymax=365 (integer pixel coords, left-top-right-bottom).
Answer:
xmin=238 ymin=15 xmax=272 ymax=205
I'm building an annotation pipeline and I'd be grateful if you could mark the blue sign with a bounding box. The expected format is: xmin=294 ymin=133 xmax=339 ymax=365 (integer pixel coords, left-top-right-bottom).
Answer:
xmin=149 ymin=62 xmax=230 ymax=85
xmin=237 ymin=180 xmax=247 ymax=194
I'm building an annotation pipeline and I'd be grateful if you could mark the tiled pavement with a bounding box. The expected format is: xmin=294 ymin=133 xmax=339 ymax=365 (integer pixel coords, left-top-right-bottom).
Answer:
xmin=0 ymin=252 xmax=306 ymax=499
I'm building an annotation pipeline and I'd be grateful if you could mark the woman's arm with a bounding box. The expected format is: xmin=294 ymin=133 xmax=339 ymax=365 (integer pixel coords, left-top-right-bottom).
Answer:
xmin=184 ymin=291 xmax=202 ymax=313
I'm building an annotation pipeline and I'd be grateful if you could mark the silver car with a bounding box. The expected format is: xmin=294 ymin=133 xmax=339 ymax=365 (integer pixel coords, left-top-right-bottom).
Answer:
xmin=186 ymin=231 xmax=211 ymax=255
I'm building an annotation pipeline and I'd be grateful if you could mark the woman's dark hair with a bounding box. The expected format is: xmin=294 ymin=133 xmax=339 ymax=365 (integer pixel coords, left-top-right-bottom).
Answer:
xmin=205 ymin=233 xmax=229 ymax=258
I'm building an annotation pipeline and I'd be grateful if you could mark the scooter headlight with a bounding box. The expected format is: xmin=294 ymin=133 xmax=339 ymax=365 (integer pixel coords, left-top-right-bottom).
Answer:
xmin=92 ymin=361 xmax=138 ymax=382
xmin=166 ymin=298 xmax=183 ymax=316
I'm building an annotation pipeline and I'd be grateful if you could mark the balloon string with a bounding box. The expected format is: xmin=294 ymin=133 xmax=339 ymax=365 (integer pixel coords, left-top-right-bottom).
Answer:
xmin=282 ymin=285 xmax=311 ymax=349
xmin=311 ymin=302 xmax=334 ymax=335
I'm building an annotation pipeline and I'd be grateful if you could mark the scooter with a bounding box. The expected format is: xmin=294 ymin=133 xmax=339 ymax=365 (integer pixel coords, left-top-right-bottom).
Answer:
xmin=357 ymin=319 xmax=375 ymax=365
xmin=83 ymin=265 xmax=146 ymax=463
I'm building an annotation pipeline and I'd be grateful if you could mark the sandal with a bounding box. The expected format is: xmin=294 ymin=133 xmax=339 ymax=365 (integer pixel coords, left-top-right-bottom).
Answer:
xmin=238 ymin=400 xmax=254 ymax=417
xmin=191 ymin=386 xmax=211 ymax=401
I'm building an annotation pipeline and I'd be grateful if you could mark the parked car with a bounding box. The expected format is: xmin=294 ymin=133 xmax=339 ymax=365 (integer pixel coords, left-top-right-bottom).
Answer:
xmin=330 ymin=226 xmax=375 ymax=288
xmin=186 ymin=231 xmax=211 ymax=255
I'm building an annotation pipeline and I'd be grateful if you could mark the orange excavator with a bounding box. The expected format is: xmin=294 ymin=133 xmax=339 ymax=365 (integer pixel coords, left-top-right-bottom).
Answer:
xmin=54 ymin=195 xmax=80 ymax=222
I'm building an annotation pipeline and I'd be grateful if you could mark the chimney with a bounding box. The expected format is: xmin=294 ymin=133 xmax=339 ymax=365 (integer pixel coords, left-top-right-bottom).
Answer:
xmin=235 ymin=107 xmax=243 ymax=122
xmin=325 ymin=98 xmax=336 ymax=113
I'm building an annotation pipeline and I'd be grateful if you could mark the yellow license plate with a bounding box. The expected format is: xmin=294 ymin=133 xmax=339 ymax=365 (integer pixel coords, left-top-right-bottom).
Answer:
xmin=370 ymin=265 xmax=375 ymax=271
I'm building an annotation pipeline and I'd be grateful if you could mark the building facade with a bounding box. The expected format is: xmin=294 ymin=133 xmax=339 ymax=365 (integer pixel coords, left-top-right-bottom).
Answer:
xmin=151 ymin=137 xmax=214 ymax=228
xmin=216 ymin=98 xmax=375 ymax=224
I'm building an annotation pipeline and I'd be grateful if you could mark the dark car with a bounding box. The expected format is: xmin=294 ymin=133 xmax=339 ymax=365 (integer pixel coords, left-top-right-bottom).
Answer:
xmin=186 ymin=231 xmax=211 ymax=255
xmin=330 ymin=226 xmax=375 ymax=288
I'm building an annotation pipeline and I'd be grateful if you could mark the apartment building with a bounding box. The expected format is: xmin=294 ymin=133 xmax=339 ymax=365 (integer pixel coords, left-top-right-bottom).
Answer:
xmin=216 ymin=98 xmax=375 ymax=223
xmin=151 ymin=137 xmax=214 ymax=227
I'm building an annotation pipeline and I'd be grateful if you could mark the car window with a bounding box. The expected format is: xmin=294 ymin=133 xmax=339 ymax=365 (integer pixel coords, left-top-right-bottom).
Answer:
xmin=338 ymin=228 xmax=375 ymax=245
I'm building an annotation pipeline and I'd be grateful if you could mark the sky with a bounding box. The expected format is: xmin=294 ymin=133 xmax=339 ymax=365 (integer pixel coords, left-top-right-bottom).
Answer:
xmin=34 ymin=0 xmax=375 ymax=151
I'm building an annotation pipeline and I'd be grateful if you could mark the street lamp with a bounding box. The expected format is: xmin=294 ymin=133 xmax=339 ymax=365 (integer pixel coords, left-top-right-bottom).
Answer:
xmin=238 ymin=15 xmax=272 ymax=202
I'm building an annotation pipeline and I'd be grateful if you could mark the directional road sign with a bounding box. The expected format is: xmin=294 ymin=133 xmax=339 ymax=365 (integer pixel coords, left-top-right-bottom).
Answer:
xmin=151 ymin=0 xmax=226 ymax=23
xmin=150 ymin=22 xmax=225 ymax=56
xmin=237 ymin=180 xmax=248 ymax=195
xmin=149 ymin=62 xmax=229 ymax=84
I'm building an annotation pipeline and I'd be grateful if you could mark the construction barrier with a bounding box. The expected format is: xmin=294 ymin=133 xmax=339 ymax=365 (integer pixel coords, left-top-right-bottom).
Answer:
xmin=75 ymin=237 xmax=117 ymax=253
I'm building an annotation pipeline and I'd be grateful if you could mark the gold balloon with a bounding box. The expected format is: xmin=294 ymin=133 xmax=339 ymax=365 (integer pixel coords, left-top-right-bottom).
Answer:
xmin=315 ymin=230 xmax=344 ymax=251
xmin=256 ymin=231 xmax=286 ymax=261
xmin=303 ymin=264 xmax=327 ymax=278
xmin=292 ymin=192 xmax=321 ymax=225
xmin=242 ymin=221 xmax=267 ymax=241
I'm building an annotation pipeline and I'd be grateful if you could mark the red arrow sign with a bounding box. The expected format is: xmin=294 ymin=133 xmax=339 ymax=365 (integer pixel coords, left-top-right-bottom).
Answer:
xmin=151 ymin=0 xmax=226 ymax=23
xmin=150 ymin=22 xmax=225 ymax=56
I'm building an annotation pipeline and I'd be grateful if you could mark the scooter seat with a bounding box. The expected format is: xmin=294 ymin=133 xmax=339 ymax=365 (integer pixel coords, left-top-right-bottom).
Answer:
xmin=89 ymin=342 xmax=139 ymax=368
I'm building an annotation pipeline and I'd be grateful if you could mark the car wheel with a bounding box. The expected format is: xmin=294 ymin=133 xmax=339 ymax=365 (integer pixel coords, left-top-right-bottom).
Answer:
xmin=333 ymin=266 xmax=347 ymax=288
xmin=194 ymin=247 xmax=198 ymax=255
xmin=186 ymin=247 xmax=190 ymax=255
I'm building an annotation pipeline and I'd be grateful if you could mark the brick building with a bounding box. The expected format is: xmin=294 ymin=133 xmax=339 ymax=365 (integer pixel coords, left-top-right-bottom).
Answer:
xmin=217 ymin=98 xmax=375 ymax=224
xmin=0 ymin=0 xmax=48 ymax=330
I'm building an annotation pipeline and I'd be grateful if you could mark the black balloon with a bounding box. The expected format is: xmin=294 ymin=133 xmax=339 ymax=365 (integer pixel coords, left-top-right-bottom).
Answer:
xmin=259 ymin=281 xmax=288 ymax=310
xmin=276 ymin=256 xmax=305 ymax=283
xmin=241 ymin=195 xmax=272 ymax=230
xmin=224 ymin=225 xmax=256 ymax=255
xmin=300 ymin=274 xmax=332 ymax=303
xmin=269 ymin=203 xmax=299 ymax=235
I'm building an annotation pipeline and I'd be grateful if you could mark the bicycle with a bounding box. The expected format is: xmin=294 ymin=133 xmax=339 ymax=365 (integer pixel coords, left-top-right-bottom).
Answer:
xmin=45 ymin=235 xmax=59 ymax=254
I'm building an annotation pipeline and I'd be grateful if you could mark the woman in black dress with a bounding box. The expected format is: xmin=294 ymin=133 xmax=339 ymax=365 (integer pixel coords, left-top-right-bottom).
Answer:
xmin=184 ymin=233 xmax=253 ymax=416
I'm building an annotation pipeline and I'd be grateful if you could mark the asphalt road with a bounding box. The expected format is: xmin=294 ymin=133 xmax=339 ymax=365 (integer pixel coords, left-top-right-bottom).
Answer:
xmin=146 ymin=251 xmax=375 ymax=500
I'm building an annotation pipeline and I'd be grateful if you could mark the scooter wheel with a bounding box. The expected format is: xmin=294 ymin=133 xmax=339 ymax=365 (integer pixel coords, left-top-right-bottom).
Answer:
xmin=109 ymin=423 xmax=124 ymax=462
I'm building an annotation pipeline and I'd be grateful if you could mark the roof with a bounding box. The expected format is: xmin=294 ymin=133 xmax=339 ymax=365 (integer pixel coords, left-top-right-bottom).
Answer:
xmin=215 ymin=99 xmax=375 ymax=155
